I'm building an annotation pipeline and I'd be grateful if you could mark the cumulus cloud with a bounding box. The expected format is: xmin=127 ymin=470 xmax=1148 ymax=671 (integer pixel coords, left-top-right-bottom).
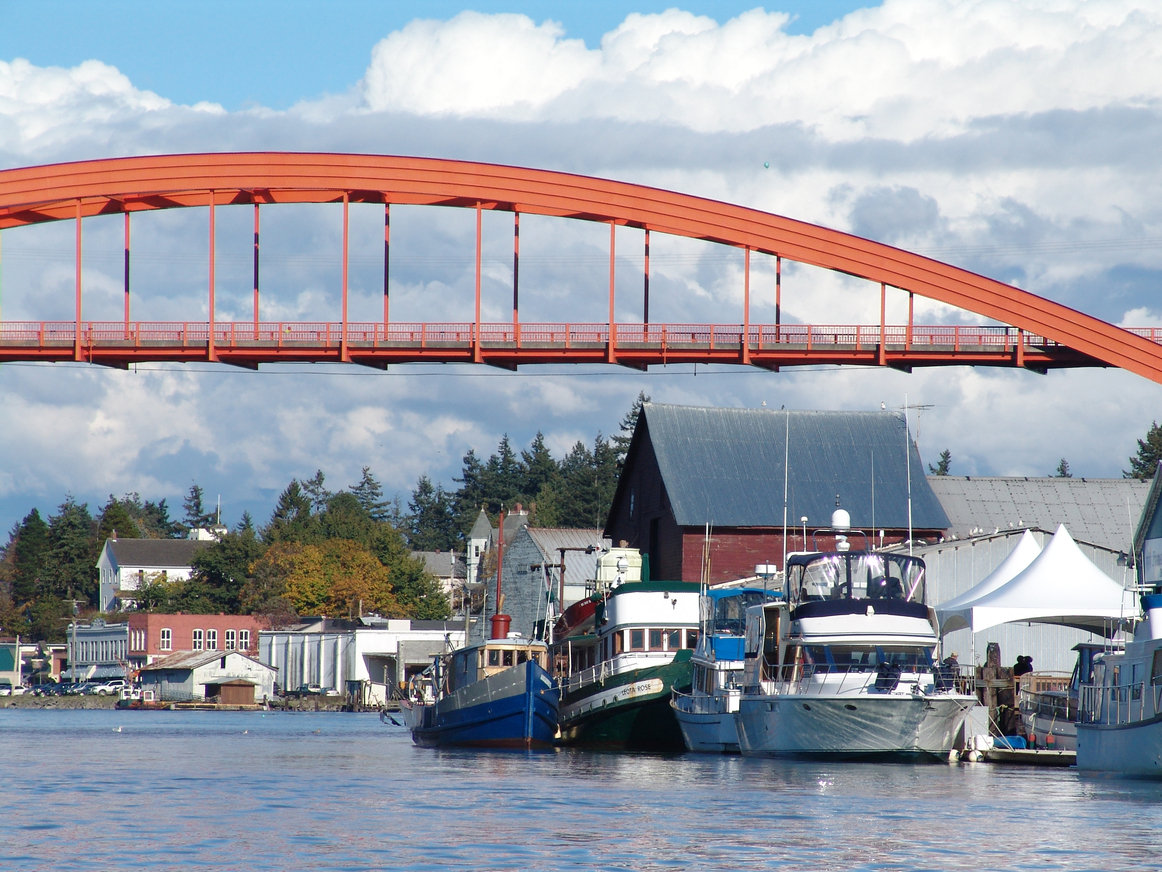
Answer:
xmin=2 ymin=1 xmax=1162 ymax=532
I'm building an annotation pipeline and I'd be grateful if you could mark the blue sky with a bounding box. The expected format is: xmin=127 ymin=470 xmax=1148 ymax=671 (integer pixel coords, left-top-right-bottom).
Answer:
xmin=1 ymin=1 xmax=1162 ymax=538
xmin=2 ymin=1 xmax=867 ymax=109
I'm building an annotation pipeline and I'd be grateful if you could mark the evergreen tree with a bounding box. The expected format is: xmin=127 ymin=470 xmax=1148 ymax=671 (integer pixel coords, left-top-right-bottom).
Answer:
xmin=45 ymin=497 xmax=97 ymax=606
xmin=1054 ymin=458 xmax=1073 ymax=478
xmin=97 ymin=495 xmax=142 ymax=543
xmin=453 ymin=449 xmax=488 ymax=532
xmin=301 ymin=469 xmax=331 ymax=514
xmin=350 ymin=466 xmax=391 ymax=522
xmin=408 ymin=476 xmax=458 ymax=551
xmin=190 ymin=526 xmax=266 ymax=613
xmin=520 ymin=432 xmax=560 ymax=504
xmin=484 ymin=435 xmax=523 ymax=510
xmin=318 ymin=491 xmax=376 ymax=544
xmin=1126 ymin=421 xmax=1162 ymax=479
xmin=182 ymin=483 xmax=216 ymax=533
xmin=928 ymin=449 xmax=952 ymax=476
xmin=612 ymin=390 xmax=650 ymax=470
xmin=262 ymin=480 xmax=315 ymax=544
xmin=10 ymin=508 xmax=49 ymax=611
xmin=555 ymin=440 xmax=596 ymax=527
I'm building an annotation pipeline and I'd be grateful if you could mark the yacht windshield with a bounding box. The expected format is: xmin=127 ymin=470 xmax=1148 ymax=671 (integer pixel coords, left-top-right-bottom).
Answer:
xmin=802 ymin=644 xmax=934 ymax=673
xmin=788 ymin=552 xmax=926 ymax=605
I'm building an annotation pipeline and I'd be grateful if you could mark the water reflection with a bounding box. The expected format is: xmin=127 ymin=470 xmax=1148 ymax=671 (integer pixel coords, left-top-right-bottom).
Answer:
xmin=4 ymin=709 xmax=1162 ymax=871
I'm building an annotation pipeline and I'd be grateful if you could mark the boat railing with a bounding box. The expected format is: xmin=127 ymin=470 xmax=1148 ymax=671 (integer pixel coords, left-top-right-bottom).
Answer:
xmin=671 ymin=688 xmax=734 ymax=714
xmin=562 ymin=651 xmax=675 ymax=694
xmin=760 ymin=663 xmax=966 ymax=697
xmin=1079 ymin=679 xmax=1162 ymax=726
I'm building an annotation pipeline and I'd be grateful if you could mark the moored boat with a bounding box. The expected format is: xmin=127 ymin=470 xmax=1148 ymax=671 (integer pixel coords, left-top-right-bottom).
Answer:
xmin=402 ymin=619 xmax=560 ymax=749
xmin=1018 ymin=642 xmax=1110 ymax=752
xmin=671 ymin=585 xmax=782 ymax=753
xmin=735 ymin=510 xmax=978 ymax=759
xmin=1076 ymin=593 xmax=1162 ymax=776
xmin=556 ymin=579 xmax=700 ymax=751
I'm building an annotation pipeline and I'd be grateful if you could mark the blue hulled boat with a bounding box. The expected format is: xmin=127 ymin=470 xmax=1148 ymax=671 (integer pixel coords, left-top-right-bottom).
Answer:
xmin=402 ymin=627 xmax=560 ymax=749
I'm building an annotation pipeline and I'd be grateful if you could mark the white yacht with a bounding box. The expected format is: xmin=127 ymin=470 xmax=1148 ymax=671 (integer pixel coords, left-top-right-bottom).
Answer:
xmin=735 ymin=510 xmax=978 ymax=759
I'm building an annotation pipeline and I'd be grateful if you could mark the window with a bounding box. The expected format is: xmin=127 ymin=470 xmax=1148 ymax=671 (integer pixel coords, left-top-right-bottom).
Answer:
xmin=685 ymin=629 xmax=699 ymax=649
xmin=239 ymin=630 xmax=250 ymax=651
xmin=206 ymin=629 xmax=218 ymax=650
xmin=160 ymin=628 xmax=172 ymax=651
xmin=192 ymin=629 xmax=204 ymax=651
xmin=630 ymin=629 xmax=645 ymax=651
xmin=649 ymin=629 xmax=664 ymax=650
xmin=666 ymin=629 xmax=682 ymax=650
xmin=225 ymin=629 xmax=237 ymax=650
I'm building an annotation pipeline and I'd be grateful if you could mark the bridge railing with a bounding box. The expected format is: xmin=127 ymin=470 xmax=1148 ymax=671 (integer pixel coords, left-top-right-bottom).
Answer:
xmin=4 ymin=321 xmax=1159 ymax=351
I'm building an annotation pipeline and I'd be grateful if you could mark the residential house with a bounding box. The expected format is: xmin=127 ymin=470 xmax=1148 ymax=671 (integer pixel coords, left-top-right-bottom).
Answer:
xmin=96 ymin=536 xmax=215 ymax=611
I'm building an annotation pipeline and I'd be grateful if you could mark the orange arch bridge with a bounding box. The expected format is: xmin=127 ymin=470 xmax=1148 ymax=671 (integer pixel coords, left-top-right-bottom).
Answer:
xmin=1 ymin=152 xmax=1159 ymax=382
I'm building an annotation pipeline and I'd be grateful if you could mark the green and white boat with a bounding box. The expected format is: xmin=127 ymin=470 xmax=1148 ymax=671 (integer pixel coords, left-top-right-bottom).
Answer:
xmin=555 ymin=580 xmax=701 ymax=751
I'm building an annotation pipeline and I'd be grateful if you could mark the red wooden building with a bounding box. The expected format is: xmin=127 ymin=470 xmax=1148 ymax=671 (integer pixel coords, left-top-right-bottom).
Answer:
xmin=604 ymin=404 xmax=950 ymax=585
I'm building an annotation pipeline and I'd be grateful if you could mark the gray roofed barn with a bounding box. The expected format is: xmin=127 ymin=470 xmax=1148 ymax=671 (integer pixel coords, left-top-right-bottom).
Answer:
xmin=605 ymin=403 xmax=948 ymax=584
xmin=928 ymin=476 xmax=1150 ymax=552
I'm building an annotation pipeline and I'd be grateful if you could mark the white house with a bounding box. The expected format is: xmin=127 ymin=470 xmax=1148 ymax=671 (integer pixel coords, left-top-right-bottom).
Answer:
xmin=139 ymin=649 xmax=276 ymax=704
xmin=96 ymin=537 xmax=214 ymax=612
xmin=259 ymin=616 xmax=470 ymax=707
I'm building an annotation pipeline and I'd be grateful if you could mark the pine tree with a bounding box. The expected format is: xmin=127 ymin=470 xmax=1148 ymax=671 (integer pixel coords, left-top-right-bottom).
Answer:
xmin=928 ymin=449 xmax=952 ymax=476
xmin=97 ymin=495 xmax=142 ymax=543
xmin=1054 ymin=458 xmax=1073 ymax=478
xmin=520 ymin=432 xmax=560 ymax=503
xmin=1125 ymin=421 xmax=1162 ymax=479
xmin=263 ymin=480 xmax=315 ymax=544
xmin=182 ymin=483 xmax=216 ymax=533
xmin=407 ymin=476 xmax=458 ymax=551
xmin=350 ymin=466 xmax=390 ymax=522
xmin=45 ymin=497 xmax=97 ymax=606
xmin=300 ymin=469 xmax=331 ymax=514
xmin=612 ymin=391 xmax=650 ymax=471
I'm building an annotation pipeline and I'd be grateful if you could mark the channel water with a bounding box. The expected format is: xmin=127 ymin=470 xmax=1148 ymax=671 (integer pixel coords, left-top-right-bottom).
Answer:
xmin=3 ymin=708 xmax=1161 ymax=871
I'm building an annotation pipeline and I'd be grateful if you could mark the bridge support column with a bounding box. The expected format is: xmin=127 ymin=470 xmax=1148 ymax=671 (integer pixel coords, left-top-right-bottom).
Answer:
xmin=74 ymin=199 xmax=82 ymax=362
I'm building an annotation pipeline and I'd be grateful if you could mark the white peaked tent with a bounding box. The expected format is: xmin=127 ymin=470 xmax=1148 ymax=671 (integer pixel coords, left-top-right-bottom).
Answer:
xmin=937 ymin=529 xmax=1043 ymax=634
xmin=935 ymin=525 xmax=1136 ymax=637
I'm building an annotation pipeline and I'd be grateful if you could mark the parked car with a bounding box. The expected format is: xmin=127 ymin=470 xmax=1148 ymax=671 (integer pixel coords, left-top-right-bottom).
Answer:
xmin=297 ymin=683 xmax=323 ymax=696
xmin=91 ymin=679 xmax=127 ymax=695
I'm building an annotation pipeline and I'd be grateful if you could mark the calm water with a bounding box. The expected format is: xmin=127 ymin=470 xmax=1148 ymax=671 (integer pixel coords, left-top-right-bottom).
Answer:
xmin=3 ymin=708 xmax=1162 ymax=872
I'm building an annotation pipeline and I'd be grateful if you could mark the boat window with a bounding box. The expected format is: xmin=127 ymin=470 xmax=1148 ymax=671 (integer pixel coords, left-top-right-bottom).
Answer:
xmin=503 ymin=650 xmax=514 ymax=667
xmin=685 ymin=629 xmax=699 ymax=649
xmin=1152 ymin=649 xmax=1162 ymax=686
xmin=488 ymin=649 xmax=500 ymax=667
xmin=665 ymin=629 xmax=682 ymax=650
xmin=517 ymin=650 xmax=528 ymax=664
xmin=649 ymin=629 xmax=664 ymax=650
xmin=630 ymin=629 xmax=645 ymax=651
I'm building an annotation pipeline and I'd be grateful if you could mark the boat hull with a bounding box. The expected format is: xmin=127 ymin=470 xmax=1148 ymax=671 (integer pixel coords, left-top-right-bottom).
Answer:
xmin=1076 ymin=714 xmax=1162 ymax=776
xmin=736 ymin=692 xmax=975 ymax=759
xmin=404 ymin=659 xmax=559 ymax=749
xmin=558 ymin=651 xmax=692 ymax=751
xmin=672 ymin=692 xmax=741 ymax=753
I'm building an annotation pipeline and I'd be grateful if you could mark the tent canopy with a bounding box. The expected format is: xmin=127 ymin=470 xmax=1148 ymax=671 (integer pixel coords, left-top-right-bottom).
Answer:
xmin=937 ymin=529 xmax=1042 ymax=633
xmin=936 ymin=525 xmax=1135 ymax=637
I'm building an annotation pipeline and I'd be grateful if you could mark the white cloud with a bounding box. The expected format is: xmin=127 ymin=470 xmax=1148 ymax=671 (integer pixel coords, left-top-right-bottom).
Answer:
xmin=3 ymin=2 xmax=1162 ymax=533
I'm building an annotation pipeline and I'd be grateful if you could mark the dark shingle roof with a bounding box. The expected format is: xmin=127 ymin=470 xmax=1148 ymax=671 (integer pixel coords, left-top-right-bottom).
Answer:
xmin=638 ymin=403 xmax=948 ymax=531
xmin=107 ymin=538 xmax=211 ymax=569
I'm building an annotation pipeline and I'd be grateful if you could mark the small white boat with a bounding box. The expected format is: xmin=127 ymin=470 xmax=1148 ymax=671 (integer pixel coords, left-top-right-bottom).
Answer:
xmin=735 ymin=509 xmax=979 ymax=759
xmin=1076 ymin=593 xmax=1162 ymax=776
xmin=671 ymin=586 xmax=782 ymax=753
xmin=1018 ymin=643 xmax=1111 ymax=752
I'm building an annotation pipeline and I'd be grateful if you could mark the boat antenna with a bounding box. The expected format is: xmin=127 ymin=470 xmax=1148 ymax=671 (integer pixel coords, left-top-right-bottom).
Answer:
xmin=781 ymin=408 xmax=790 ymax=572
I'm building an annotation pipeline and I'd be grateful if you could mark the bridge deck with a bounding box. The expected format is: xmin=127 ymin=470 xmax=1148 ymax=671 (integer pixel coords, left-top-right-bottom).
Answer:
xmin=0 ymin=320 xmax=1135 ymax=371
